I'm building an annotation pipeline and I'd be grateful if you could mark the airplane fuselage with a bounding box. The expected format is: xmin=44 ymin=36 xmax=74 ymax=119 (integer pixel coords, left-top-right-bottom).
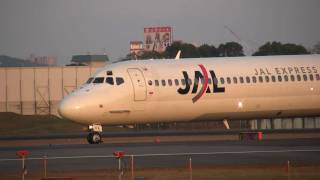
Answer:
xmin=58 ymin=55 xmax=320 ymax=125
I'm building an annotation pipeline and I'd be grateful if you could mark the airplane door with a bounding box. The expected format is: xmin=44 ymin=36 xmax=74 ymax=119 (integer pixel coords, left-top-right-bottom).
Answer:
xmin=127 ymin=68 xmax=147 ymax=101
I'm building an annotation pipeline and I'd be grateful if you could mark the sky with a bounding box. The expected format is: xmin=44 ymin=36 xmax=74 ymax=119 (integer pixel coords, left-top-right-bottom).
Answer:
xmin=0 ymin=0 xmax=319 ymax=65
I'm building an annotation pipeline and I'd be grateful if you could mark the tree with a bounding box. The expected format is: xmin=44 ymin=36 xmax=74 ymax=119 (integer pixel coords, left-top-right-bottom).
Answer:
xmin=139 ymin=51 xmax=164 ymax=59
xmin=165 ymin=42 xmax=183 ymax=58
xmin=312 ymin=42 xmax=320 ymax=54
xmin=121 ymin=51 xmax=164 ymax=61
xmin=180 ymin=43 xmax=200 ymax=58
xmin=198 ymin=44 xmax=219 ymax=57
xmin=253 ymin=41 xmax=309 ymax=56
xmin=165 ymin=42 xmax=200 ymax=58
xmin=218 ymin=42 xmax=244 ymax=57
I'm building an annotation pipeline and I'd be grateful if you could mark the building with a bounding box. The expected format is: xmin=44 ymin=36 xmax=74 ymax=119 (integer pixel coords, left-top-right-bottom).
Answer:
xmin=144 ymin=26 xmax=173 ymax=52
xmin=0 ymin=66 xmax=99 ymax=115
xmin=71 ymin=55 xmax=109 ymax=67
xmin=29 ymin=55 xmax=57 ymax=66
xmin=130 ymin=41 xmax=144 ymax=55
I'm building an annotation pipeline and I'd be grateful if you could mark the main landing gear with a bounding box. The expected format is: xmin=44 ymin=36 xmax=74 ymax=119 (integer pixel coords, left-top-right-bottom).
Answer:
xmin=87 ymin=124 xmax=103 ymax=144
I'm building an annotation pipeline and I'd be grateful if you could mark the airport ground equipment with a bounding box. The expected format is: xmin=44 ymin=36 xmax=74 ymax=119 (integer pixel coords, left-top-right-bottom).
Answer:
xmin=239 ymin=131 xmax=263 ymax=141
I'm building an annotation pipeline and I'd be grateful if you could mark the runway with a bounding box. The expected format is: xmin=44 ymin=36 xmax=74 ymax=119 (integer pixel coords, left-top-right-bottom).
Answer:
xmin=0 ymin=138 xmax=320 ymax=173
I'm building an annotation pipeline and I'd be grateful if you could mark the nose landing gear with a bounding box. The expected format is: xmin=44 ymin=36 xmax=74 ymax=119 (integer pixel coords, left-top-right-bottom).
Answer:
xmin=87 ymin=124 xmax=103 ymax=144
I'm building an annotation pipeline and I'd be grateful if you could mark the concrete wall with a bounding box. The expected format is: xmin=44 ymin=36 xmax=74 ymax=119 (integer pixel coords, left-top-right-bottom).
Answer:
xmin=0 ymin=66 xmax=99 ymax=115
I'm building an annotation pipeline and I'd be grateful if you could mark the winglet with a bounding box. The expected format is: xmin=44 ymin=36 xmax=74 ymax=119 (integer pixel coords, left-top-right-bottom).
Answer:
xmin=175 ymin=50 xmax=181 ymax=60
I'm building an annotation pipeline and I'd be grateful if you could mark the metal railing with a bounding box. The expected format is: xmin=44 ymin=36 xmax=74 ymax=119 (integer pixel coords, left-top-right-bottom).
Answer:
xmin=1 ymin=149 xmax=320 ymax=180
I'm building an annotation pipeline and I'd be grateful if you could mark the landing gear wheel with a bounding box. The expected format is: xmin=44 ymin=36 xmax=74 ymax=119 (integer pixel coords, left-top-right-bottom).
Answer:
xmin=87 ymin=132 xmax=102 ymax=144
xmin=87 ymin=123 xmax=103 ymax=144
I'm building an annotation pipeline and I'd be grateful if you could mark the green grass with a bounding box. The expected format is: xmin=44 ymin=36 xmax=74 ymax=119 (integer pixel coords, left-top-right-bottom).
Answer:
xmin=0 ymin=112 xmax=136 ymax=136
xmin=0 ymin=112 xmax=85 ymax=136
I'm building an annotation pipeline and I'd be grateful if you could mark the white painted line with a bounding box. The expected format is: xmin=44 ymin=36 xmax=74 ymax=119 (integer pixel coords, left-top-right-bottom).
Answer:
xmin=0 ymin=155 xmax=115 ymax=161
xmin=0 ymin=149 xmax=319 ymax=162
xmin=132 ymin=149 xmax=320 ymax=157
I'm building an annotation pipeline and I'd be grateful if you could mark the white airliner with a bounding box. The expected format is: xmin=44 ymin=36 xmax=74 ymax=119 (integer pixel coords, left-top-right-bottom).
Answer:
xmin=58 ymin=55 xmax=320 ymax=144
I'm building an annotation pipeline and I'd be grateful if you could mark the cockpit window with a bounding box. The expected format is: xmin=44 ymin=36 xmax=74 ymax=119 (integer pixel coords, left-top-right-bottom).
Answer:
xmin=106 ymin=77 xmax=114 ymax=85
xmin=93 ymin=77 xmax=104 ymax=83
xmin=116 ymin=77 xmax=124 ymax=85
xmin=86 ymin=77 xmax=94 ymax=84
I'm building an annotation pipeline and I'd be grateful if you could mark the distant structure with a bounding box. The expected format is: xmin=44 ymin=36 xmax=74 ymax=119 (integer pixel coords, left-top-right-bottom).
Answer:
xmin=0 ymin=55 xmax=39 ymax=67
xmin=0 ymin=66 xmax=100 ymax=115
xmin=29 ymin=55 xmax=57 ymax=66
xmin=144 ymin=26 xmax=173 ymax=52
xmin=70 ymin=55 xmax=109 ymax=67
xmin=129 ymin=26 xmax=173 ymax=55
xmin=130 ymin=41 xmax=144 ymax=56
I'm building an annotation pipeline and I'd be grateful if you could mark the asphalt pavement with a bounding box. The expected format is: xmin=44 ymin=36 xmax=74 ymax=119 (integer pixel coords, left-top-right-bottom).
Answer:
xmin=0 ymin=138 xmax=319 ymax=173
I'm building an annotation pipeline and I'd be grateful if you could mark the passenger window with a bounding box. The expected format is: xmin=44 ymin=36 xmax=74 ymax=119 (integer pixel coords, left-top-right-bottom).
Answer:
xmin=271 ymin=76 xmax=276 ymax=82
xmin=259 ymin=76 xmax=263 ymax=83
xmin=194 ymin=79 xmax=199 ymax=86
xmin=116 ymin=77 xmax=124 ymax=85
xmin=227 ymin=77 xmax=231 ymax=84
xmin=155 ymin=80 xmax=159 ymax=86
xmin=252 ymin=76 xmax=257 ymax=83
xmin=316 ymin=74 xmax=320 ymax=80
xmin=161 ymin=80 xmax=166 ymax=86
xmin=278 ymin=76 xmax=282 ymax=82
xmin=290 ymin=75 xmax=295 ymax=81
xmin=148 ymin=80 xmax=152 ymax=86
xmin=175 ymin=79 xmax=179 ymax=86
xmin=220 ymin=77 xmax=225 ymax=84
xmin=303 ymin=74 xmax=308 ymax=81
xmin=187 ymin=79 xmax=192 ymax=85
xmin=309 ymin=74 xmax=314 ymax=81
xmin=93 ymin=77 xmax=104 ymax=83
xmin=213 ymin=78 xmax=218 ymax=84
xmin=106 ymin=77 xmax=114 ymax=85
xmin=233 ymin=77 xmax=238 ymax=84
xmin=239 ymin=77 xmax=244 ymax=84
xmin=86 ymin=77 xmax=94 ymax=84
xmin=284 ymin=75 xmax=289 ymax=82
xmin=246 ymin=76 xmax=250 ymax=83
xmin=181 ymin=79 xmax=186 ymax=85
xmin=297 ymin=75 xmax=301 ymax=81
xmin=265 ymin=76 xmax=270 ymax=83
xmin=168 ymin=79 xmax=173 ymax=86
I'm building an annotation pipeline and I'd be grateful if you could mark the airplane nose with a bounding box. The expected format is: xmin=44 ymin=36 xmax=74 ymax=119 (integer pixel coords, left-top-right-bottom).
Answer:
xmin=58 ymin=97 xmax=81 ymax=120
